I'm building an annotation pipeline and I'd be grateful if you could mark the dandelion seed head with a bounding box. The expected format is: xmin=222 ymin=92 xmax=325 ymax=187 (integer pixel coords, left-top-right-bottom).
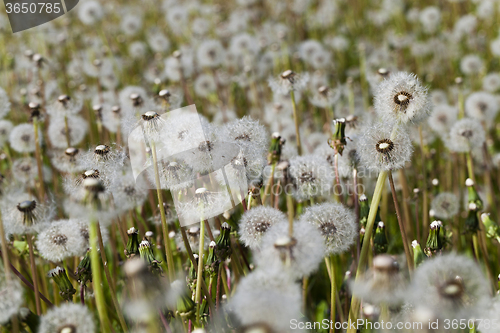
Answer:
xmin=256 ymin=221 xmax=325 ymax=279
xmin=446 ymin=118 xmax=485 ymax=152
xmin=410 ymin=253 xmax=490 ymax=320
xmin=289 ymin=154 xmax=334 ymax=200
xmin=460 ymin=54 xmax=484 ymax=75
xmin=431 ymin=192 xmax=459 ymax=219
xmin=239 ymin=206 xmax=288 ymax=250
xmin=9 ymin=123 xmax=41 ymax=153
xmin=374 ymin=72 xmax=431 ymax=125
xmin=358 ymin=123 xmax=413 ymax=172
xmin=38 ymin=303 xmax=95 ymax=333
xmin=465 ymin=91 xmax=499 ymax=123
xmin=0 ymin=268 xmax=23 ymax=324
xmin=299 ymin=203 xmax=357 ymax=256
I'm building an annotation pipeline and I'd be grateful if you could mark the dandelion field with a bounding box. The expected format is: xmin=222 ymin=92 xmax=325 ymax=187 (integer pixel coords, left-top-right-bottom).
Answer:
xmin=2 ymin=0 xmax=500 ymax=332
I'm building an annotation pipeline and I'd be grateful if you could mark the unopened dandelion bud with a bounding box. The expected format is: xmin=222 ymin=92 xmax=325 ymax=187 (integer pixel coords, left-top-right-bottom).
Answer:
xmin=481 ymin=213 xmax=500 ymax=240
xmin=425 ymin=221 xmax=443 ymax=256
xmin=18 ymin=308 xmax=39 ymax=333
xmin=373 ymin=221 xmax=388 ymax=255
xmin=412 ymin=240 xmax=426 ymax=268
xmin=76 ymin=249 xmax=92 ymax=285
xmin=139 ymin=239 xmax=162 ymax=275
xmin=187 ymin=254 xmax=199 ymax=290
xmin=359 ymin=194 xmax=369 ymax=228
xmin=48 ymin=266 xmax=76 ymax=302
xmin=173 ymin=280 xmax=195 ymax=320
xmin=329 ymin=118 xmax=347 ymax=155
xmin=466 ymin=179 xmax=483 ymax=210
xmin=205 ymin=241 xmax=219 ymax=277
xmin=465 ymin=206 xmax=480 ymax=234
xmin=125 ymin=227 xmax=140 ymax=259
xmin=267 ymin=132 xmax=282 ymax=164
xmin=215 ymin=222 xmax=232 ymax=261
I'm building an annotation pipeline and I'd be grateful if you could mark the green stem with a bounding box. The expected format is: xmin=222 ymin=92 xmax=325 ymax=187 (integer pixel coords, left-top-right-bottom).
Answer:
xmin=262 ymin=162 xmax=276 ymax=205
xmin=151 ymin=141 xmax=175 ymax=282
xmin=290 ymin=90 xmax=302 ymax=156
xmin=195 ymin=218 xmax=205 ymax=323
xmin=329 ymin=255 xmax=336 ymax=333
xmin=89 ymin=221 xmax=111 ymax=332
xmin=33 ymin=118 xmax=45 ymax=200
xmin=347 ymin=170 xmax=388 ymax=332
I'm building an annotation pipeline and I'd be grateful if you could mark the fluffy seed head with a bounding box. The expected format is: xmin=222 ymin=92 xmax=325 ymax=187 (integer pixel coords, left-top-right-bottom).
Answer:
xmin=299 ymin=203 xmax=357 ymax=255
xmin=446 ymin=118 xmax=486 ymax=152
xmin=358 ymin=123 xmax=413 ymax=172
xmin=373 ymin=72 xmax=431 ymax=125
xmin=239 ymin=206 xmax=288 ymax=250
xmin=431 ymin=192 xmax=460 ymax=219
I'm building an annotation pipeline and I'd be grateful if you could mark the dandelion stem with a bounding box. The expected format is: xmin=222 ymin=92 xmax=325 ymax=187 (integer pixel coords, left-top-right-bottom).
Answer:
xmin=195 ymin=217 xmax=205 ymax=324
xmin=329 ymin=255 xmax=336 ymax=333
xmin=0 ymin=211 xmax=12 ymax=281
xmin=27 ymin=235 xmax=41 ymax=315
xmin=388 ymin=170 xmax=413 ymax=274
xmin=89 ymin=220 xmax=111 ymax=333
xmin=33 ymin=118 xmax=45 ymax=200
xmin=150 ymin=141 xmax=176 ymax=282
xmin=96 ymin=223 xmax=128 ymax=332
xmin=347 ymin=170 xmax=388 ymax=332
xmin=290 ymin=90 xmax=303 ymax=155
xmin=262 ymin=162 xmax=276 ymax=205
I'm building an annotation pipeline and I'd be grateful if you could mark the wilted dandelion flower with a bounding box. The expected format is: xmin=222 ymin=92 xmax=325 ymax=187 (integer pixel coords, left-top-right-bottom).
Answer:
xmin=309 ymin=85 xmax=341 ymax=108
xmin=175 ymin=225 xmax=210 ymax=254
xmin=299 ymin=203 xmax=357 ymax=256
xmin=50 ymin=147 xmax=85 ymax=174
xmin=9 ymin=123 xmax=41 ymax=153
xmin=77 ymin=0 xmax=103 ymax=25
xmin=373 ymin=72 xmax=431 ymax=125
xmin=2 ymin=196 xmax=55 ymax=235
xmin=350 ymin=254 xmax=408 ymax=305
xmin=46 ymin=95 xmax=83 ymax=116
xmin=48 ymin=115 xmax=88 ymax=148
xmin=0 ymin=266 xmax=24 ymax=325
xmin=446 ymin=118 xmax=486 ymax=152
xmin=197 ymin=40 xmax=225 ymax=68
xmin=0 ymin=87 xmax=11 ymax=118
xmin=177 ymin=187 xmax=231 ymax=224
xmin=268 ymin=70 xmax=310 ymax=95
xmin=464 ymin=91 xmax=499 ymax=123
xmin=410 ymin=253 xmax=490 ymax=320
xmin=427 ymin=104 xmax=458 ymax=134
xmin=358 ymin=123 xmax=413 ymax=172
xmin=431 ymin=192 xmax=459 ymax=220
xmin=288 ymin=154 xmax=334 ymax=200
xmin=226 ymin=269 xmax=303 ymax=333
xmin=81 ymin=144 xmax=127 ymax=175
xmin=239 ymin=206 xmax=288 ymax=250
xmin=255 ymin=221 xmax=325 ymax=279
xmin=38 ymin=303 xmax=95 ymax=333
xmin=36 ymin=219 xmax=88 ymax=262
xmin=460 ymin=54 xmax=484 ymax=75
